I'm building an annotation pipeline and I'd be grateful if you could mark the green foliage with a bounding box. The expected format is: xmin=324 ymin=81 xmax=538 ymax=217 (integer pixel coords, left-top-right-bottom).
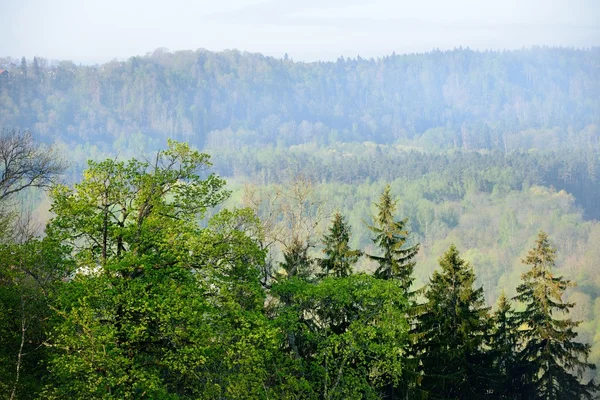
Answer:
xmin=366 ymin=185 xmax=419 ymax=294
xmin=48 ymin=140 xmax=229 ymax=268
xmin=272 ymin=274 xmax=410 ymax=399
xmin=279 ymin=237 xmax=315 ymax=281
xmin=213 ymin=145 xmax=600 ymax=220
xmin=488 ymin=293 xmax=521 ymax=399
xmin=1 ymin=139 xmax=598 ymax=398
xmin=415 ymin=245 xmax=493 ymax=399
xmin=319 ymin=212 xmax=362 ymax=277
xmin=2 ymin=48 xmax=599 ymax=153
xmin=218 ymin=144 xmax=600 ymax=386
xmin=42 ymin=143 xmax=285 ymax=398
xmin=0 ymin=236 xmax=71 ymax=399
xmin=44 ymin=264 xmax=211 ymax=399
xmin=513 ymin=231 xmax=598 ymax=399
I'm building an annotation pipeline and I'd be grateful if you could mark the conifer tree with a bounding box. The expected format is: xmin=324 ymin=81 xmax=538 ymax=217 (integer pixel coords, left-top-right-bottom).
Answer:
xmin=489 ymin=292 xmax=521 ymax=399
xmin=366 ymin=185 xmax=419 ymax=294
xmin=513 ymin=231 xmax=598 ymax=399
xmin=366 ymin=186 xmax=420 ymax=398
xmin=416 ymin=245 xmax=492 ymax=399
xmin=279 ymin=237 xmax=314 ymax=280
xmin=318 ymin=212 xmax=361 ymax=278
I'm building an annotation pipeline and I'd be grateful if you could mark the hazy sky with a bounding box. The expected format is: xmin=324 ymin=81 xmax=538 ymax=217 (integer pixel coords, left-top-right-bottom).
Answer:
xmin=2 ymin=0 xmax=599 ymax=63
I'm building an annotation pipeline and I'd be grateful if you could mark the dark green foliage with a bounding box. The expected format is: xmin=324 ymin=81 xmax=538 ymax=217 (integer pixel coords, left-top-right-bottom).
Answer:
xmin=279 ymin=237 xmax=314 ymax=280
xmin=489 ymin=293 xmax=521 ymax=399
xmin=212 ymin=146 xmax=600 ymax=220
xmin=44 ymin=263 xmax=210 ymax=399
xmin=0 ymin=236 xmax=72 ymax=399
xmin=364 ymin=187 xmax=420 ymax=399
xmin=0 ymin=129 xmax=69 ymax=399
xmin=366 ymin=185 xmax=419 ymax=293
xmin=415 ymin=245 xmax=492 ymax=399
xmin=513 ymin=231 xmax=598 ymax=399
xmin=319 ymin=212 xmax=362 ymax=277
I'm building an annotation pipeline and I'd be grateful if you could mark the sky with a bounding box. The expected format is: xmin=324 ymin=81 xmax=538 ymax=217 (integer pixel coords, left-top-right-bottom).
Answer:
xmin=1 ymin=0 xmax=599 ymax=63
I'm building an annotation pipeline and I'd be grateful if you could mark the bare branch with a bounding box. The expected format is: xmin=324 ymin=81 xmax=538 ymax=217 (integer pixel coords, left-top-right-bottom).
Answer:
xmin=0 ymin=128 xmax=66 ymax=202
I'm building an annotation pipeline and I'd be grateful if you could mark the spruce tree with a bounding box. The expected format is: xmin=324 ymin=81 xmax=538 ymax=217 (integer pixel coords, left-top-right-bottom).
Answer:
xmin=280 ymin=237 xmax=314 ymax=280
xmin=489 ymin=293 xmax=521 ymax=399
xmin=366 ymin=186 xmax=420 ymax=398
xmin=366 ymin=185 xmax=419 ymax=294
xmin=319 ymin=212 xmax=361 ymax=277
xmin=513 ymin=231 xmax=598 ymax=399
xmin=416 ymin=245 xmax=492 ymax=399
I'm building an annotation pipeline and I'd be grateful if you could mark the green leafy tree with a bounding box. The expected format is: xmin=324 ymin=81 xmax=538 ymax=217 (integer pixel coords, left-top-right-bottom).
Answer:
xmin=0 ymin=129 xmax=67 ymax=399
xmin=0 ymin=236 xmax=71 ymax=399
xmin=366 ymin=185 xmax=419 ymax=294
xmin=319 ymin=212 xmax=362 ymax=277
xmin=513 ymin=231 xmax=598 ymax=399
xmin=415 ymin=245 xmax=492 ymax=399
xmin=42 ymin=142 xmax=290 ymax=398
xmin=44 ymin=259 xmax=212 ymax=399
xmin=48 ymin=139 xmax=229 ymax=268
xmin=272 ymin=274 xmax=410 ymax=399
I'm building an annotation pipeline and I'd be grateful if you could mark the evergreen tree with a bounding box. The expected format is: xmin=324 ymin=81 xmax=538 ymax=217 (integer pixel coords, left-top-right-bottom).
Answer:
xmin=279 ymin=237 xmax=314 ymax=280
xmin=32 ymin=57 xmax=41 ymax=81
xmin=19 ymin=57 xmax=28 ymax=104
xmin=366 ymin=186 xmax=420 ymax=398
xmin=489 ymin=292 xmax=521 ymax=399
xmin=19 ymin=57 xmax=27 ymax=81
xmin=513 ymin=231 xmax=598 ymax=399
xmin=366 ymin=185 xmax=419 ymax=294
xmin=416 ymin=245 xmax=492 ymax=399
xmin=319 ymin=212 xmax=361 ymax=277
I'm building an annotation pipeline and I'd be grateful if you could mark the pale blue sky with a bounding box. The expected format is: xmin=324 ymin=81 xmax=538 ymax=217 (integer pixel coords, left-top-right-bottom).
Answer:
xmin=2 ymin=0 xmax=599 ymax=63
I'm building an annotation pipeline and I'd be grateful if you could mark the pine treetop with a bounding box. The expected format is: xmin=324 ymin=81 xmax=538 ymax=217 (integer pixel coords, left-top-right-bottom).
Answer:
xmin=416 ymin=245 xmax=493 ymax=399
xmin=513 ymin=231 xmax=598 ymax=399
xmin=366 ymin=185 xmax=419 ymax=292
xmin=319 ymin=212 xmax=361 ymax=278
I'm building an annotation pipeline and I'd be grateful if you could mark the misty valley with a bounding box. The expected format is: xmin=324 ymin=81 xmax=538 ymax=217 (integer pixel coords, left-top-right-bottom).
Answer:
xmin=0 ymin=46 xmax=599 ymax=399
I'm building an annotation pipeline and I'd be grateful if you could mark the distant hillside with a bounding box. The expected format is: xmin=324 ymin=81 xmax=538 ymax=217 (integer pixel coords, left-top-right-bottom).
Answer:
xmin=0 ymin=47 xmax=599 ymax=151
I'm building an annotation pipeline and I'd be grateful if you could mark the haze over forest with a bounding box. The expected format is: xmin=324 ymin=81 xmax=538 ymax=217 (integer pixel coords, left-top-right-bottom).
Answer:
xmin=2 ymin=0 xmax=599 ymax=62
xmin=1 ymin=2 xmax=600 ymax=397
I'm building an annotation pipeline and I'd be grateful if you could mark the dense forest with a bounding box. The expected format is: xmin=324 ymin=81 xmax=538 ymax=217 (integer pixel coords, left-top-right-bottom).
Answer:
xmin=1 ymin=47 xmax=599 ymax=398
xmin=0 ymin=47 xmax=599 ymax=150
xmin=0 ymin=136 xmax=597 ymax=398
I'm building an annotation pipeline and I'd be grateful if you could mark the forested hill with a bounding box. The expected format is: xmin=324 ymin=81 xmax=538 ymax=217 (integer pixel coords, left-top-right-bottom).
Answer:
xmin=1 ymin=47 xmax=599 ymax=150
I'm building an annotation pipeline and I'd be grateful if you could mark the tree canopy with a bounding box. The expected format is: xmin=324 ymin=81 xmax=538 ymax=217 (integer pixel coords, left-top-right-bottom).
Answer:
xmin=0 ymin=139 xmax=597 ymax=398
